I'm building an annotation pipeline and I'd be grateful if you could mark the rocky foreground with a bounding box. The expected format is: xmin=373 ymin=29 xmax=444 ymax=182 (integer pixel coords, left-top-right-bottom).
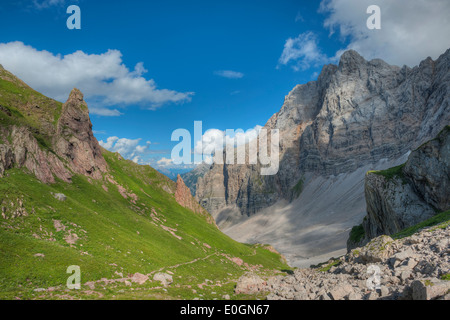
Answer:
xmin=236 ymin=223 xmax=449 ymax=300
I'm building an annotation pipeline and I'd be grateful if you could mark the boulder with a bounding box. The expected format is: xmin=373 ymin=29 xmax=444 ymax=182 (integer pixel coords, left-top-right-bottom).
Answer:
xmin=131 ymin=272 xmax=148 ymax=285
xmin=358 ymin=235 xmax=394 ymax=263
xmin=329 ymin=284 xmax=354 ymax=300
xmin=411 ymin=278 xmax=450 ymax=300
xmin=235 ymin=273 xmax=267 ymax=295
xmin=53 ymin=193 xmax=67 ymax=201
xmin=153 ymin=272 xmax=173 ymax=287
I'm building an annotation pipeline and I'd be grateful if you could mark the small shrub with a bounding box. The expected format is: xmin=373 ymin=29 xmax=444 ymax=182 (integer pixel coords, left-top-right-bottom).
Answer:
xmin=349 ymin=224 xmax=365 ymax=243
xmin=440 ymin=274 xmax=450 ymax=281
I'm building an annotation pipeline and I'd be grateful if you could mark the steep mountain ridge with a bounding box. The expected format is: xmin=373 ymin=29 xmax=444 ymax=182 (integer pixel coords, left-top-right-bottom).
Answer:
xmin=195 ymin=48 xmax=450 ymax=267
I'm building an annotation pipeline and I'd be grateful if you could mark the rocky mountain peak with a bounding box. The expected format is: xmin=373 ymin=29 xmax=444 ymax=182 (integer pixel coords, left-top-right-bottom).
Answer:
xmin=54 ymin=89 xmax=107 ymax=179
xmin=67 ymin=87 xmax=84 ymax=103
xmin=317 ymin=63 xmax=338 ymax=84
xmin=59 ymin=87 xmax=90 ymax=124
xmin=338 ymin=49 xmax=367 ymax=72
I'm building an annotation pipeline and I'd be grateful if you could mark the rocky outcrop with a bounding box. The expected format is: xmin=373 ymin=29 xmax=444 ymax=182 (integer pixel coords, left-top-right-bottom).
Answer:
xmin=54 ymin=88 xmax=108 ymax=179
xmin=180 ymin=162 xmax=211 ymax=196
xmin=234 ymin=272 xmax=268 ymax=295
xmin=239 ymin=223 xmax=450 ymax=300
xmin=196 ymin=49 xmax=450 ymax=218
xmin=363 ymin=126 xmax=449 ymax=240
xmin=0 ymin=125 xmax=72 ymax=183
xmin=175 ymin=174 xmax=216 ymax=225
xmin=0 ymin=80 xmax=107 ymax=183
xmin=175 ymin=174 xmax=204 ymax=214
xmin=364 ymin=173 xmax=436 ymax=239
xmin=153 ymin=272 xmax=173 ymax=287
xmin=403 ymin=126 xmax=450 ymax=212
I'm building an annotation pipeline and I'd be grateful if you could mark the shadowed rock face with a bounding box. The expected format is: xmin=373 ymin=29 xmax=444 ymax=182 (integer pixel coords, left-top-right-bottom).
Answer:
xmin=196 ymin=49 xmax=450 ymax=218
xmin=363 ymin=126 xmax=450 ymax=240
xmin=403 ymin=126 xmax=450 ymax=212
xmin=55 ymin=88 xmax=108 ymax=179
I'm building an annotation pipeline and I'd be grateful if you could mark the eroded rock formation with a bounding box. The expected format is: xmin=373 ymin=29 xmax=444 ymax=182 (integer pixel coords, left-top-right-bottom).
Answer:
xmin=175 ymin=174 xmax=217 ymax=225
xmin=0 ymin=85 xmax=107 ymax=183
xmin=363 ymin=126 xmax=450 ymax=240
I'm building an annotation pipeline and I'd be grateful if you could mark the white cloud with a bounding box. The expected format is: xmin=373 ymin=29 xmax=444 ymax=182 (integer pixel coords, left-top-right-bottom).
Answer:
xmin=214 ymin=70 xmax=244 ymax=79
xmin=89 ymin=107 xmax=123 ymax=117
xmin=132 ymin=156 xmax=141 ymax=164
xmin=146 ymin=157 xmax=194 ymax=170
xmin=0 ymin=42 xmax=193 ymax=115
xmin=99 ymin=136 xmax=151 ymax=161
xmin=99 ymin=136 xmax=119 ymax=150
xmin=278 ymin=32 xmax=331 ymax=71
xmin=319 ymin=0 xmax=450 ymax=66
xmin=194 ymin=125 xmax=263 ymax=160
xmin=157 ymin=157 xmax=173 ymax=167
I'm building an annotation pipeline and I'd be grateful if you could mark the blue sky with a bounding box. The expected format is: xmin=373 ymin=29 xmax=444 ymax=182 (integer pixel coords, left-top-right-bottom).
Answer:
xmin=1 ymin=0 xmax=449 ymax=175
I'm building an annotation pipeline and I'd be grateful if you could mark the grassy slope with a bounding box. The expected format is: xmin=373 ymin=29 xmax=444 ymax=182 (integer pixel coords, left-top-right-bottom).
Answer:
xmin=0 ymin=68 xmax=62 ymax=149
xmin=0 ymin=68 xmax=62 ymax=118
xmin=0 ymin=149 xmax=289 ymax=300
xmin=0 ymin=151 xmax=288 ymax=298
xmin=0 ymin=69 xmax=289 ymax=300
xmin=392 ymin=210 xmax=450 ymax=239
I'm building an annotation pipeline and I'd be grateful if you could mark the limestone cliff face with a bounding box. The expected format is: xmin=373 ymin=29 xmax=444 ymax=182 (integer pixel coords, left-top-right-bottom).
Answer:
xmin=196 ymin=49 xmax=450 ymax=218
xmin=402 ymin=126 xmax=450 ymax=212
xmin=363 ymin=126 xmax=449 ymax=240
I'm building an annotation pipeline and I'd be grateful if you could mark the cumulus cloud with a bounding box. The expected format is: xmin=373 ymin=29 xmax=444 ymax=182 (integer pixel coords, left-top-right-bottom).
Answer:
xmin=89 ymin=107 xmax=123 ymax=117
xmin=214 ymin=70 xmax=244 ymax=79
xmin=157 ymin=157 xmax=173 ymax=167
xmin=278 ymin=32 xmax=331 ymax=71
xmin=319 ymin=0 xmax=450 ymax=66
xmin=194 ymin=125 xmax=263 ymax=163
xmin=0 ymin=42 xmax=193 ymax=115
xmin=99 ymin=136 xmax=151 ymax=161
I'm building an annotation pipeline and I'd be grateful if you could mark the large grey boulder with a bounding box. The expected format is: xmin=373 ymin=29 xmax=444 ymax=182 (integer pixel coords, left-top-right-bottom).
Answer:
xmin=411 ymin=278 xmax=450 ymax=300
